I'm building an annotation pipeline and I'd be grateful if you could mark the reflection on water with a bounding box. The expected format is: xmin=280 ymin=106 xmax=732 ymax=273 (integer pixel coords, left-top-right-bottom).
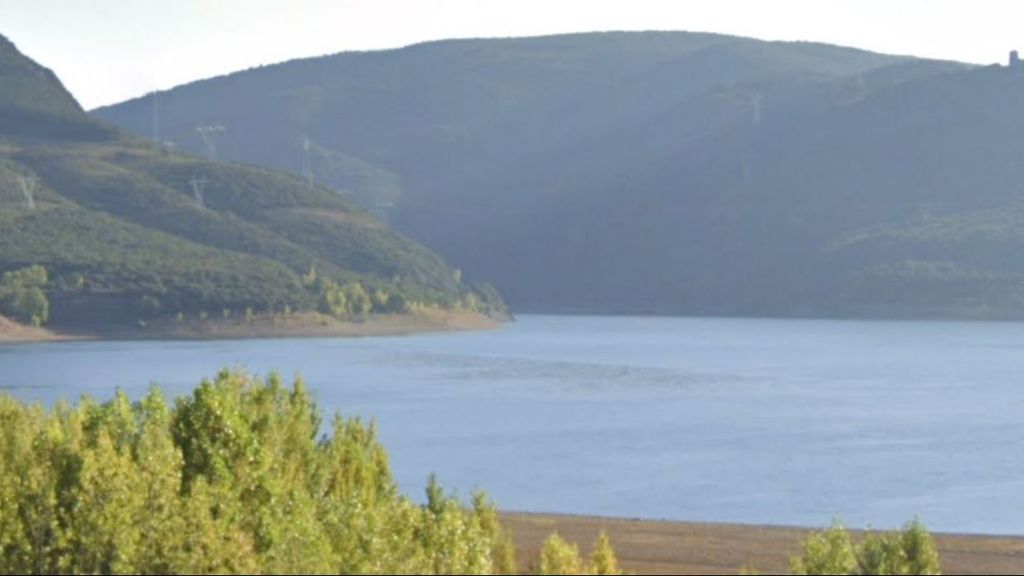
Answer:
xmin=2 ymin=315 xmax=1024 ymax=534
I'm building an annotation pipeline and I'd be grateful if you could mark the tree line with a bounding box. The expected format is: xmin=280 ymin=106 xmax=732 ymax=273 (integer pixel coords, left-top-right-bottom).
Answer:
xmin=0 ymin=263 xmax=507 ymax=329
xmin=0 ymin=370 xmax=616 ymax=574
xmin=0 ymin=368 xmax=944 ymax=575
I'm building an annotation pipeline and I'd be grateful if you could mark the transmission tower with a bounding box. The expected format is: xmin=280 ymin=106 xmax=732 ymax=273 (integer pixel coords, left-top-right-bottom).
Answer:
xmin=189 ymin=175 xmax=209 ymax=210
xmin=151 ymin=91 xmax=160 ymax=143
xmin=374 ymin=201 xmax=395 ymax=225
xmin=751 ymin=92 xmax=763 ymax=127
xmin=17 ymin=175 xmax=38 ymax=210
xmin=854 ymin=73 xmax=866 ymax=102
xmin=301 ymin=136 xmax=314 ymax=188
xmin=195 ymin=124 xmax=225 ymax=161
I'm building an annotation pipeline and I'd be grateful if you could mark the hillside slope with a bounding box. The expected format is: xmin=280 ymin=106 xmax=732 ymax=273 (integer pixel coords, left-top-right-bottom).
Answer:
xmin=0 ymin=35 xmax=501 ymax=331
xmin=96 ymin=31 xmax=1024 ymax=319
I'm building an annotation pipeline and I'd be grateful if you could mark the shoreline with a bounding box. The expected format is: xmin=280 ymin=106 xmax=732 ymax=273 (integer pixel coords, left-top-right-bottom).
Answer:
xmin=0 ymin=310 xmax=502 ymax=344
xmin=500 ymin=512 xmax=1024 ymax=575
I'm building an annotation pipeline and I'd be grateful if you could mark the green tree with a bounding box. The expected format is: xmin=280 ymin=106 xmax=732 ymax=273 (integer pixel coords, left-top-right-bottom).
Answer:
xmin=472 ymin=491 xmax=517 ymax=575
xmin=540 ymin=533 xmax=584 ymax=575
xmin=0 ymin=265 xmax=49 ymax=326
xmin=791 ymin=522 xmax=857 ymax=575
xmin=318 ymin=279 xmax=349 ymax=319
xmin=791 ymin=520 xmax=941 ymax=576
xmin=590 ymin=531 xmax=622 ymax=575
xmin=345 ymin=282 xmax=373 ymax=319
xmin=856 ymin=530 xmax=908 ymax=575
xmin=372 ymin=288 xmax=391 ymax=310
xmin=302 ymin=266 xmax=318 ymax=287
xmin=0 ymin=369 xmax=625 ymax=575
xmin=898 ymin=520 xmax=941 ymax=575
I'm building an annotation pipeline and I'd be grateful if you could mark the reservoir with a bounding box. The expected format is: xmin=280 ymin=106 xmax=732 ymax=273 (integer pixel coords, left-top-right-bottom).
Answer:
xmin=2 ymin=314 xmax=1023 ymax=534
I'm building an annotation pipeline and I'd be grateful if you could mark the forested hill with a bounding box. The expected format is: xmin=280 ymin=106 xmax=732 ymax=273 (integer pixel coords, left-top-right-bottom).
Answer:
xmin=97 ymin=31 xmax=1024 ymax=319
xmin=0 ymin=35 xmax=114 ymax=141
xmin=0 ymin=34 xmax=501 ymax=330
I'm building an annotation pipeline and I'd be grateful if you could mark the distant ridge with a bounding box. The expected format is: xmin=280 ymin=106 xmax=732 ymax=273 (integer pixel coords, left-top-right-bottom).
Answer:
xmin=96 ymin=31 xmax=1024 ymax=319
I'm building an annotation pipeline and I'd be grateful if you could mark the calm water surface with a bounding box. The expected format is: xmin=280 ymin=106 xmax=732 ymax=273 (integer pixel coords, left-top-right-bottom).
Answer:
xmin=2 ymin=315 xmax=1023 ymax=534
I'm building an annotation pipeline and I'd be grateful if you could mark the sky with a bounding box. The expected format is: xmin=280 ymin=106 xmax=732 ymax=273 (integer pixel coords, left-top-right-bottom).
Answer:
xmin=1 ymin=0 xmax=1022 ymax=109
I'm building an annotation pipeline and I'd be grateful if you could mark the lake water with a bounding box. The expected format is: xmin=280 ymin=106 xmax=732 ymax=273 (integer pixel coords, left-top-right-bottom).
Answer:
xmin=2 ymin=315 xmax=1023 ymax=534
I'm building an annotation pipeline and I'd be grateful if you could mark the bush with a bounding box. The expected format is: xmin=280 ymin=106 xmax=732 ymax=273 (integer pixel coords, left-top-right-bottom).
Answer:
xmin=0 ymin=370 xmax=516 ymax=574
xmin=540 ymin=533 xmax=584 ymax=575
xmin=539 ymin=531 xmax=622 ymax=575
xmin=791 ymin=522 xmax=857 ymax=575
xmin=790 ymin=520 xmax=941 ymax=575
xmin=0 ymin=264 xmax=49 ymax=325
xmin=590 ymin=531 xmax=622 ymax=575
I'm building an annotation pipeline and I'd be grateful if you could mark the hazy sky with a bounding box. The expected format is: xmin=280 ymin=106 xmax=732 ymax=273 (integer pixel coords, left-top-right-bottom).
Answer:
xmin=2 ymin=0 xmax=1022 ymax=109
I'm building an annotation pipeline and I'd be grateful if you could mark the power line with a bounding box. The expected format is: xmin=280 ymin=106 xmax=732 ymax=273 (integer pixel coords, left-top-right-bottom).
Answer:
xmin=195 ymin=124 xmax=226 ymax=161
xmin=17 ymin=175 xmax=38 ymax=210
xmin=189 ymin=175 xmax=209 ymax=210
xmin=374 ymin=201 xmax=395 ymax=225
xmin=151 ymin=91 xmax=160 ymax=143
xmin=302 ymin=136 xmax=314 ymax=188
xmin=751 ymin=92 xmax=763 ymax=127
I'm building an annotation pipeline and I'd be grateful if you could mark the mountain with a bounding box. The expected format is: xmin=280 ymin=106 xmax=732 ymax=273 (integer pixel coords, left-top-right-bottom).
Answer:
xmin=97 ymin=31 xmax=1024 ymax=319
xmin=0 ymin=35 xmax=114 ymax=141
xmin=0 ymin=34 xmax=501 ymax=331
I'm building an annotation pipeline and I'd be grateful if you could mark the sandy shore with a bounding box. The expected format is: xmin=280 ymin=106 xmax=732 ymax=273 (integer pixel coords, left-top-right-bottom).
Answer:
xmin=0 ymin=310 xmax=501 ymax=344
xmin=501 ymin=512 xmax=1024 ymax=575
xmin=0 ymin=314 xmax=63 ymax=343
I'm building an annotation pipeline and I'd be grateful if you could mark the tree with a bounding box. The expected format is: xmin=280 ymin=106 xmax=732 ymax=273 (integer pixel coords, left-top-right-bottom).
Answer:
xmin=898 ymin=520 xmax=941 ymax=575
xmin=472 ymin=491 xmax=517 ymax=575
xmin=345 ymin=282 xmax=372 ymax=319
xmin=0 ymin=265 xmax=49 ymax=326
xmin=0 ymin=370 xmax=532 ymax=575
xmin=318 ymin=280 xmax=349 ymax=319
xmin=791 ymin=520 xmax=941 ymax=576
xmin=302 ymin=266 xmax=318 ymax=287
xmin=790 ymin=522 xmax=857 ymax=575
xmin=372 ymin=288 xmax=391 ymax=310
xmin=590 ymin=531 xmax=622 ymax=575
xmin=540 ymin=533 xmax=584 ymax=575
xmin=856 ymin=531 xmax=905 ymax=575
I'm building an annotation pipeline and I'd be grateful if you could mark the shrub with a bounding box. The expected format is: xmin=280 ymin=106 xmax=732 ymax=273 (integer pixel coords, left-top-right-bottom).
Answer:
xmin=790 ymin=520 xmax=941 ymax=575
xmin=0 ymin=370 xmax=516 ymax=574
xmin=0 ymin=264 xmax=49 ymax=325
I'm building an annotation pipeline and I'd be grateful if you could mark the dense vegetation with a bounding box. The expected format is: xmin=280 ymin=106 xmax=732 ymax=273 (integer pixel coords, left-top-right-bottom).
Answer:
xmin=0 ymin=371 xmax=533 ymax=574
xmin=0 ymin=35 xmax=114 ymax=141
xmin=98 ymin=31 xmax=1024 ymax=319
xmin=788 ymin=520 xmax=941 ymax=575
xmin=0 ymin=367 xmax=943 ymax=576
xmin=538 ymin=532 xmax=621 ymax=575
xmin=0 ymin=264 xmax=48 ymax=326
xmin=0 ymin=35 xmax=505 ymax=331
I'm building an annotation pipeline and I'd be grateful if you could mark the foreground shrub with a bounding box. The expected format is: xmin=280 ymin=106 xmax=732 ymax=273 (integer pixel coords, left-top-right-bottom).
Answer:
xmin=538 ymin=531 xmax=623 ymax=575
xmin=790 ymin=519 xmax=941 ymax=575
xmin=540 ymin=533 xmax=584 ymax=575
xmin=0 ymin=370 xmax=513 ymax=574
